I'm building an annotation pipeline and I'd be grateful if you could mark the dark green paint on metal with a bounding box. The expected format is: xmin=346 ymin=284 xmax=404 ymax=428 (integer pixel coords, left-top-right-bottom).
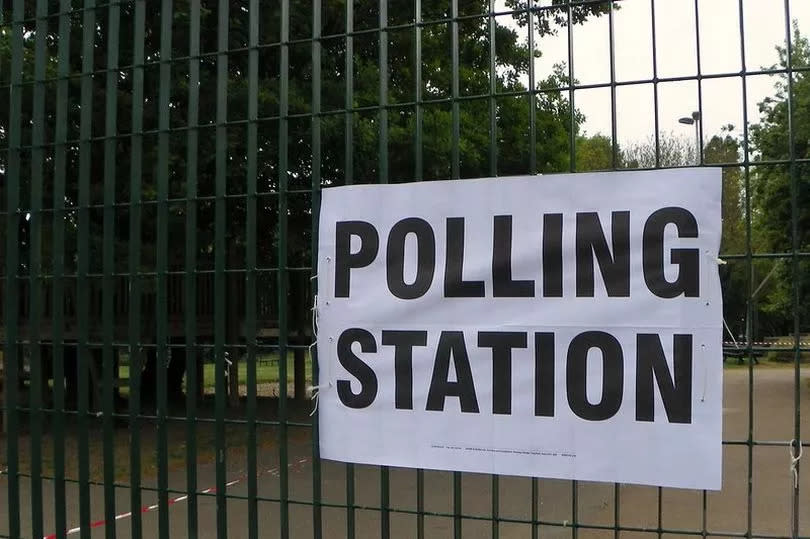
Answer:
xmin=311 ymin=0 xmax=324 ymax=536
xmin=344 ymin=3 xmax=356 ymax=538
xmin=102 ymin=2 xmax=121 ymax=535
xmin=279 ymin=1 xmax=291 ymax=538
xmin=129 ymin=1 xmax=146 ymax=536
xmin=29 ymin=2 xmax=47 ymax=536
xmin=77 ymin=3 xmax=96 ymax=536
xmin=157 ymin=3 xmax=173 ymax=536
xmin=3 ymin=4 xmax=22 ymax=538
xmin=650 ymin=0 xmax=661 ymax=166
xmin=247 ymin=0 xmax=260 ymax=538
xmin=51 ymin=1 xmax=71 ymax=535
xmin=215 ymin=0 xmax=229 ymax=535
xmin=185 ymin=1 xmax=201 ymax=537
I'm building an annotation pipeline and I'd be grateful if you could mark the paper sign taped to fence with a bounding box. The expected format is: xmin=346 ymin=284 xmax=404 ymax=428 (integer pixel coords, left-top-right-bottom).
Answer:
xmin=315 ymin=168 xmax=723 ymax=490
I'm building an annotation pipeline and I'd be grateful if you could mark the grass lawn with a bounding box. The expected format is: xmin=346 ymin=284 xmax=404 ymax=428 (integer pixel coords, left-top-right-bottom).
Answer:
xmin=117 ymin=353 xmax=314 ymax=393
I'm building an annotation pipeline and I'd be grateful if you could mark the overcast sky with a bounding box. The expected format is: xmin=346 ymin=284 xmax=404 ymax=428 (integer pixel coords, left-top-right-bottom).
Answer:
xmin=498 ymin=0 xmax=809 ymax=153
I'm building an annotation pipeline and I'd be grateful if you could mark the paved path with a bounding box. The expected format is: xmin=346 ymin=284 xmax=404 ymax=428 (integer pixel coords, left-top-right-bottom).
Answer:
xmin=2 ymin=367 xmax=808 ymax=538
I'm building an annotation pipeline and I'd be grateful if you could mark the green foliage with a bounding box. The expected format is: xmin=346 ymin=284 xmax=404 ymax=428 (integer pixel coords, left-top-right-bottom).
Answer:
xmin=749 ymin=22 xmax=810 ymax=334
xmin=575 ymin=133 xmax=614 ymax=171
xmin=0 ymin=1 xmax=605 ymax=251
xmin=0 ymin=1 xmax=610 ymax=330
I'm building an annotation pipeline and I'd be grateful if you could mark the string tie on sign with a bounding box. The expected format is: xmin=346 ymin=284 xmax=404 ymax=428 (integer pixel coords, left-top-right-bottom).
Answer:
xmin=789 ymin=439 xmax=802 ymax=489
xmin=307 ymin=275 xmax=330 ymax=416
xmin=308 ymin=382 xmax=333 ymax=417
xmin=224 ymin=353 xmax=232 ymax=380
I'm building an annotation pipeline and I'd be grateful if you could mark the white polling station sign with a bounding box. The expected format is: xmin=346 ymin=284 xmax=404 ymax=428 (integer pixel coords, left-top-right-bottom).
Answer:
xmin=315 ymin=168 xmax=723 ymax=490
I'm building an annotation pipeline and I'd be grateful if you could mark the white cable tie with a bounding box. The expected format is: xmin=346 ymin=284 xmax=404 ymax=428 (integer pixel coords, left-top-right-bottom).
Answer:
xmin=722 ymin=318 xmax=740 ymax=349
xmin=705 ymin=251 xmax=726 ymax=265
xmin=307 ymin=382 xmax=333 ymax=416
xmin=789 ymin=439 xmax=803 ymax=489
xmin=311 ymin=294 xmax=319 ymax=341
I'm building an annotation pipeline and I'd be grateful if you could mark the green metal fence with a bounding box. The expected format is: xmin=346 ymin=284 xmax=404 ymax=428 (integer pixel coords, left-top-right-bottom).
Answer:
xmin=1 ymin=0 xmax=808 ymax=538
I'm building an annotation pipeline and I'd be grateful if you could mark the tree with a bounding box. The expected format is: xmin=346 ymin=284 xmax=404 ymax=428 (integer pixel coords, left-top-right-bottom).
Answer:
xmin=0 ymin=0 xmax=609 ymax=405
xmin=749 ymin=22 xmax=810 ymax=336
xmin=618 ymin=132 xmax=698 ymax=169
xmin=575 ymin=133 xmax=614 ymax=171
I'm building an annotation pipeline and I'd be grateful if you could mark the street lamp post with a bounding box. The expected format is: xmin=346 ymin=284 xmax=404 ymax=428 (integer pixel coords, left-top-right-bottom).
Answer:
xmin=678 ymin=110 xmax=701 ymax=164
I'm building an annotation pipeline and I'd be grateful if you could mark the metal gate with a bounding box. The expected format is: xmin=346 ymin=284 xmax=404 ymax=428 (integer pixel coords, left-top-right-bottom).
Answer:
xmin=1 ymin=0 xmax=807 ymax=537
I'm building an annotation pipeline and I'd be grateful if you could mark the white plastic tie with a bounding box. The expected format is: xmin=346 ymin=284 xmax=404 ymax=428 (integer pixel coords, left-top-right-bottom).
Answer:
xmin=311 ymin=293 xmax=319 ymax=342
xmin=705 ymin=251 xmax=726 ymax=265
xmin=224 ymin=354 xmax=233 ymax=379
xmin=790 ymin=439 xmax=803 ymax=489
xmin=308 ymin=382 xmax=333 ymax=416
xmin=723 ymin=318 xmax=740 ymax=349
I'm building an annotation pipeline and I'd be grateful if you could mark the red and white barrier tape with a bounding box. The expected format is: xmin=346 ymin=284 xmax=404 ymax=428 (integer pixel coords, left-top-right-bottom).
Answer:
xmin=723 ymin=341 xmax=810 ymax=346
xmin=43 ymin=457 xmax=310 ymax=539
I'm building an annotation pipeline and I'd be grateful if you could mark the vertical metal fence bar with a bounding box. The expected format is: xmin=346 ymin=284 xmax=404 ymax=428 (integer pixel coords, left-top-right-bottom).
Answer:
xmin=657 ymin=486 xmax=662 ymax=537
xmin=214 ymin=0 xmax=229 ymax=534
xmin=344 ymin=1 xmax=356 ymax=536
xmin=102 ymin=2 xmax=121 ymax=535
xmin=488 ymin=6 xmax=499 ymax=538
xmin=527 ymin=5 xmax=538 ymax=535
xmin=692 ymin=2 xmax=710 ymax=536
xmin=184 ymin=1 xmax=200 ymax=537
xmin=608 ymin=1 xmax=618 ymax=170
xmin=311 ymin=0 xmax=323 ymax=535
xmin=735 ymin=0 xmax=755 ymax=536
xmin=156 ymin=2 xmax=173 ymax=535
xmin=414 ymin=13 xmax=425 ymax=537
xmin=527 ymin=4 xmax=536 ymax=176
xmin=52 ymin=2 xmax=72 ymax=535
xmin=649 ymin=0 xmax=660 ymax=166
xmin=566 ymin=2 xmax=575 ymax=172
xmin=345 ymin=0 xmax=355 ymax=188
xmin=450 ymin=2 xmax=462 ymax=536
xmin=379 ymin=0 xmax=391 ymax=536
xmin=782 ymin=2 xmax=801 ymax=537
xmin=693 ymin=0 xmax=704 ymax=164
xmin=414 ymin=0 xmax=423 ymax=183
xmin=278 ymin=0 xmax=291 ymax=537
xmin=607 ymin=3 xmax=621 ymax=534
xmin=531 ymin=479 xmax=538 ymax=539
xmin=29 ymin=1 xmax=48 ymax=535
xmin=565 ymin=6 xmax=578 ymax=536
xmin=77 ymin=3 xmax=96 ymax=536
xmin=450 ymin=0 xmax=460 ymax=181
xmin=3 ymin=2 xmax=22 ymax=536
xmin=129 ymin=1 xmax=146 ymax=535
xmin=246 ymin=1 xmax=259 ymax=537
xmin=701 ymin=490 xmax=707 ymax=538
xmin=488 ymin=0 xmax=496 ymax=177
xmin=379 ymin=0 xmax=389 ymax=188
